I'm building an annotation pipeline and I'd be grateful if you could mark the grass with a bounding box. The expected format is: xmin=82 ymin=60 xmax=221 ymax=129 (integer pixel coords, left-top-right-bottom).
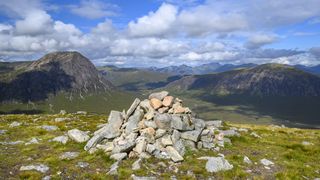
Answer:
xmin=0 ymin=113 xmax=319 ymax=179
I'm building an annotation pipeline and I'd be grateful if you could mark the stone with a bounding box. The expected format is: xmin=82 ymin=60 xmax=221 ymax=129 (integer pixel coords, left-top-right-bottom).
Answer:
xmin=193 ymin=118 xmax=206 ymax=131
xmin=182 ymin=139 xmax=196 ymax=150
xmin=171 ymin=115 xmax=193 ymax=131
xmin=60 ymin=152 xmax=79 ymax=160
xmin=126 ymin=109 xmax=144 ymax=134
xmin=220 ymin=130 xmax=239 ymax=137
xmin=205 ymin=120 xmax=222 ymax=128
xmin=155 ymin=129 xmax=167 ymax=138
xmin=9 ymin=121 xmax=21 ymax=127
xmin=260 ymin=159 xmax=274 ymax=166
xmin=77 ymin=162 xmax=89 ymax=168
xmin=201 ymin=135 xmax=213 ymax=143
xmin=154 ymin=114 xmax=172 ymax=129
xmin=243 ymin=156 xmax=252 ymax=164
xmin=126 ymin=98 xmax=141 ymax=118
xmin=134 ymin=137 xmax=147 ymax=154
xmin=302 ymin=141 xmax=314 ymax=146
xmin=202 ymin=141 xmax=215 ymax=149
xmin=149 ymin=91 xmax=169 ymax=100
xmin=76 ymin=111 xmax=87 ymax=115
xmin=52 ymin=136 xmax=68 ymax=144
xmin=139 ymin=152 xmax=151 ymax=159
xmin=41 ymin=125 xmax=58 ymax=131
xmin=250 ymin=132 xmax=261 ymax=138
xmin=132 ymin=158 xmax=142 ymax=170
xmin=0 ymin=130 xmax=7 ymax=135
xmin=100 ymin=142 xmax=114 ymax=152
xmin=150 ymin=98 xmax=162 ymax=110
xmin=162 ymin=96 xmax=174 ymax=107
xmin=112 ymin=141 xmax=136 ymax=154
xmin=59 ymin=110 xmax=67 ymax=115
xmin=42 ymin=175 xmax=51 ymax=180
xmin=110 ymin=153 xmax=127 ymax=161
xmin=131 ymin=174 xmax=157 ymax=180
xmin=166 ymin=146 xmax=184 ymax=162
xmin=158 ymin=107 xmax=169 ymax=113
xmin=173 ymin=105 xmax=186 ymax=114
xmin=173 ymin=140 xmax=185 ymax=156
xmin=181 ymin=130 xmax=201 ymax=142
xmin=20 ymin=164 xmax=49 ymax=173
xmin=161 ymin=135 xmax=173 ymax=146
xmin=54 ymin=117 xmax=71 ymax=122
xmin=107 ymin=161 xmax=119 ymax=175
xmin=216 ymin=133 xmax=224 ymax=141
xmin=171 ymin=130 xmax=181 ymax=144
xmin=198 ymin=156 xmax=233 ymax=173
xmin=146 ymin=144 xmax=156 ymax=154
xmin=68 ymin=129 xmax=90 ymax=143
xmin=144 ymin=121 xmax=157 ymax=129
xmin=25 ymin=137 xmax=39 ymax=145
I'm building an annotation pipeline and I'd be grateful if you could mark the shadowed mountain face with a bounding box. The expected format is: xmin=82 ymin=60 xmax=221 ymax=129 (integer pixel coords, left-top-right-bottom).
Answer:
xmin=168 ymin=64 xmax=320 ymax=96
xmin=0 ymin=51 xmax=113 ymax=102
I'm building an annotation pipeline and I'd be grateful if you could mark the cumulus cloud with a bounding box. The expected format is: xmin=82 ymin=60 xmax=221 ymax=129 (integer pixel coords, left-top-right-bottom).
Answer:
xmin=245 ymin=34 xmax=278 ymax=49
xmin=128 ymin=3 xmax=178 ymax=37
xmin=70 ymin=0 xmax=118 ymax=19
xmin=309 ymin=47 xmax=320 ymax=57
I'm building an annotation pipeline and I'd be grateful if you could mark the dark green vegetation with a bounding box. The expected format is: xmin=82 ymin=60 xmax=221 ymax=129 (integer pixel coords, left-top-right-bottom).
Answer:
xmin=0 ymin=114 xmax=319 ymax=179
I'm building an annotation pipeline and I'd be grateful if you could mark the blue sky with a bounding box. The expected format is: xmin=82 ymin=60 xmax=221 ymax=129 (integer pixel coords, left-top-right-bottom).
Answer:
xmin=0 ymin=0 xmax=319 ymax=67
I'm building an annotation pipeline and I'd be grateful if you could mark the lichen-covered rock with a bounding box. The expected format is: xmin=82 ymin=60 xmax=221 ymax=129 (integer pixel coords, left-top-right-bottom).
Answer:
xmin=68 ymin=129 xmax=89 ymax=143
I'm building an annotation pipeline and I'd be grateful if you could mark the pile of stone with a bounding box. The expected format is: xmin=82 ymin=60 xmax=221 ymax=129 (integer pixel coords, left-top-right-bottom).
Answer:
xmin=84 ymin=91 xmax=229 ymax=162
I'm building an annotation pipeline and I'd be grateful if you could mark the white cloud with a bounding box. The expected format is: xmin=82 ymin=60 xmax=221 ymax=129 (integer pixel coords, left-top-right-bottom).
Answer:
xmin=245 ymin=34 xmax=278 ymax=49
xmin=70 ymin=0 xmax=118 ymax=19
xmin=128 ymin=3 xmax=178 ymax=37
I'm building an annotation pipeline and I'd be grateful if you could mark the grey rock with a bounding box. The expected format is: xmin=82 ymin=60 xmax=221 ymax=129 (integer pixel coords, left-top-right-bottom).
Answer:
xmin=221 ymin=129 xmax=239 ymax=137
xmin=198 ymin=156 xmax=233 ymax=173
xmin=0 ymin=140 xmax=24 ymax=145
xmin=200 ymin=135 xmax=213 ymax=143
xmin=243 ymin=156 xmax=252 ymax=164
xmin=54 ymin=117 xmax=71 ymax=122
xmin=134 ymin=137 xmax=147 ymax=154
xmin=77 ymin=162 xmax=89 ymax=168
xmin=144 ymin=121 xmax=157 ymax=129
xmin=59 ymin=110 xmax=67 ymax=115
xmin=126 ymin=98 xmax=141 ymax=118
xmin=76 ymin=111 xmax=87 ymax=115
xmin=52 ymin=136 xmax=68 ymax=144
xmin=42 ymin=175 xmax=51 ymax=180
xmin=146 ymin=144 xmax=156 ymax=154
xmin=173 ymin=140 xmax=185 ymax=156
xmin=25 ymin=137 xmax=40 ymax=145
xmin=161 ymin=135 xmax=173 ymax=146
xmin=110 ymin=153 xmax=127 ymax=161
xmin=181 ymin=130 xmax=201 ymax=142
xmin=171 ymin=130 xmax=180 ymax=144
xmin=20 ymin=164 xmax=49 ymax=173
xmin=171 ymin=115 xmax=193 ymax=131
xmin=302 ymin=141 xmax=314 ymax=146
xmin=154 ymin=114 xmax=172 ymax=129
xmin=260 ymin=158 xmax=274 ymax=166
xmin=96 ymin=142 xmax=114 ymax=152
xmin=107 ymin=161 xmax=119 ymax=175
xmin=0 ymin=130 xmax=7 ymax=135
xmin=9 ymin=121 xmax=21 ymax=128
xmin=60 ymin=152 xmax=79 ymax=160
xmin=149 ymin=91 xmax=169 ymax=100
xmin=166 ymin=146 xmax=183 ymax=162
xmin=131 ymin=174 xmax=157 ymax=180
xmin=155 ymin=129 xmax=167 ymax=138
xmin=68 ymin=129 xmax=90 ymax=143
xmin=126 ymin=109 xmax=144 ymax=134
xmin=112 ymin=141 xmax=136 ymax=153
xmin=182 ymin=139 xmax=196 ymax=150
xmin=193 ymin=118 xmax=206 ymax=131
xmin=251 ymin=132 xmax=262 ymax=138
xmin=41 ymin=125 xmax=58 ymax=131
xmin=132 ymin=158 xmax=142 ymax=170
xmin=202 ymin=141 xmax=215 ymax=149
xmin=205 ymin=120 xmax=222 ymax=128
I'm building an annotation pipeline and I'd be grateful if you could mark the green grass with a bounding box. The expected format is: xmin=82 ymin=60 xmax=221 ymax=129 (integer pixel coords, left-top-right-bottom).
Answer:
xmin=0 ymin=114 xmax=319 ymax=179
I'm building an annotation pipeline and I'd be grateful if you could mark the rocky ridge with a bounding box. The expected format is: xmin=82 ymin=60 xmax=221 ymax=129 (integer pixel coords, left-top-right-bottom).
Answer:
xmin=85 ymin=91 xmax=234 ymax=163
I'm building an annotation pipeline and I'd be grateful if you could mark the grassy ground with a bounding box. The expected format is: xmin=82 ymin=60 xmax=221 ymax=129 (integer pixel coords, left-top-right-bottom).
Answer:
xmin=0 ymin=113 xmax=319 ymax=179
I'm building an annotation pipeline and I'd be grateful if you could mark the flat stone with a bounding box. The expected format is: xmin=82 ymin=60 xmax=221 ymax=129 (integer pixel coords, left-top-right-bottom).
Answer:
xmin=96 ymin=142 xmax=114 ymax=152
xmin=68 ymin=129 xmax=90 ymax=143
xmin=205 ymin=120 xmax=222 ymax=128
xmin=76 ymin=111 xmax=87 ymax=115
xmin=221 ymin=129 xmax=240 ymax=137
xmin=126 ymin=109 xmax=144 ymax=134
xmin=173 ymin=140 xmax=185 ymax=156
xmin=155 ymin=129 xmax=167 ymax=138
xmin=112 ymin=141 xmax=136 ymax=154
xmin=54 ymin=117 xmax=71 ymax=122
xmin=20 ymin=164 xmax=49 ymax=173
xmin=107 ymin=161 xmax=119 ymax=175
xmin=180 ymin=130 xmax=201 ymax=142
xmin=52 ymin=136 xmax=68 ymax=144
xmin=158 ymin=107 xmax=169 ymax=113
xmin=161 ymin=135 xmax=173 ymax=146
xmin=25 ymin=137 xmax=40 ymax=145
xmin=149 ymin=91 xmax=169 ymax=100
xmin=162 ymin=96 xmax=174 ymax=107
xmin=60 ymin=152 xmax=79 ymax=160
xmin=126 ymin=98 xmax=141 ymax=118
xmin=198 ymin=156 xmax=233 ymax=173
xmin=110 ymin=153 xmax=127 ymax=161
xmin=41 ymin=125 xmax=58 ymax=131
xmin=173 ymin=105 xmax=186 ymax=114
xmin=250 ymin=132 xmax=261 ymax=138
xmin=9 ymin=121 xmax=21 ymax=128
xmin=154 ymin=114 xmax=172 ymax=129
xmin=144 ymin=121 xmax=157 ymax=129
xmin=131 ymin=174 xmax=157 ymax=180
xmin=132 ymin=158 xmax=142 ymax=170
xmin=166 ymin=146 xmax=184 ymax=162
xmin=193 ymin=118 xmax=206 ymax=131
xmin=77 ymin=162 xmax=89 ymax=168
xmin=260 ymin=158 xmax=274 ymax=166
xmin=150 ymin=98 xmax=162 ymax=110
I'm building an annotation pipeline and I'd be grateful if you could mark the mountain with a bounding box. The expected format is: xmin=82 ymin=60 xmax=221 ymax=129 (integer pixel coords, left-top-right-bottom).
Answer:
xmin=295 ymin=64 xmax=320 ymax=75
xmin=168 ymin=63 xmax=320 ymax=96
xmin=0 ymin=51 xmax=113 ymax=102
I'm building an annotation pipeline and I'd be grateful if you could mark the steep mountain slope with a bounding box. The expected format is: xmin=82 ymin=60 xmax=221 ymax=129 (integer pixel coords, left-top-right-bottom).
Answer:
xmin=0 ymin=52 xmax=113 ymax=102
xmin=168 ymin=63 xmax=320 ymax=96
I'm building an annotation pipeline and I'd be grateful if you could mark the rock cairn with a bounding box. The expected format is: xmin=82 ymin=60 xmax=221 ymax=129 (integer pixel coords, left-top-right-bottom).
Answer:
xmin=84 ymin=91 xmax=228 ymax=162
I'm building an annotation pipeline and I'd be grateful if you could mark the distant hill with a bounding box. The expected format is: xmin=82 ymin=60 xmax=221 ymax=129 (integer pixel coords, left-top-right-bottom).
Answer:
xmin=295 ymin=64 xmax=320 ymax=76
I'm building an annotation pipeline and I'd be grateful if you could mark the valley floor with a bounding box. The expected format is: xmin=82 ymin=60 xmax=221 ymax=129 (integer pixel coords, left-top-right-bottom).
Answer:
xmin=0 ymin=113 xmax=319 ymax=179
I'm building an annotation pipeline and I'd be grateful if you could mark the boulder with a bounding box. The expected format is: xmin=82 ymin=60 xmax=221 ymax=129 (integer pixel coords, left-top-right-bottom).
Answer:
xmin=112 ymin=141 xmax=136 ymax=154
xmin=221 ymin=130 xmax=239 ymax=137
xmin=205 ymin=120 xmax=222 ymax=128
xmin=181 ymin=130 xmax=202 ymax=142
xmin=134 ymin=137 xmax=147 ymax=154
xmin=126 ymin=98 xmax=141 ymax=118
xmin=154 ymin=114 xmax=172 ymax=129
xmin=150 ymin=98 xmax=162 ymax=110
xmin=198 ymin=156 xmax=233 ymax=173
xmin=260 ymin=158 xmax=274 ymax=166
xmin=171 ymin=115 xmax=193 ymax=131
xmin=161 ymin=135 xmax=173 ymax=146
xmin=173 ymin=140 xmax=185 ymax=156
xmin=68 ymin=129 xmax=90 ymax=143
xmin=149 ymin=91 xmax=169 ymax=100
xmin=144 ymin=121 xmax=157 ymax=129
xmin=162 ymin=96 xmax=174 ymax=107
xmin=9 ymin=121 xmax=21 ymax=128
xmin=155 ymin=129 xmax=167 ymax=138
xmin=126 ymin=109 xmax=144 ymax=134
xmin=110 ymin=153 xmax=127 ymax=161
xmin=107 ymin=161 xmax=120 ymax=175
xmin=20 ymin=164 xmax=49 ymax=173
xmin=166 ymin=146 xmax=183 ymax=162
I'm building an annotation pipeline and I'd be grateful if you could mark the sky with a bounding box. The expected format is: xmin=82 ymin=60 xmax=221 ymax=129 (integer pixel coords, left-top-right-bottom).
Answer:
xmin=0 ymin=0 xmax=320 ymax=67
